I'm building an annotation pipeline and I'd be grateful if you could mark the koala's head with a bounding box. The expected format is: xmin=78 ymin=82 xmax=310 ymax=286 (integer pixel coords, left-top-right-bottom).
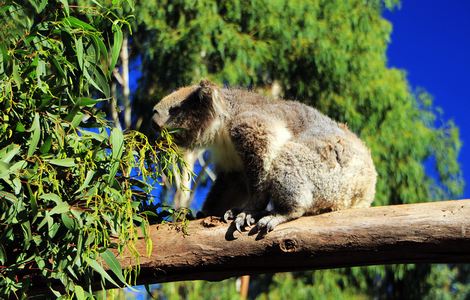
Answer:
xmin=152 ymin=80 xmax=227 ymax=148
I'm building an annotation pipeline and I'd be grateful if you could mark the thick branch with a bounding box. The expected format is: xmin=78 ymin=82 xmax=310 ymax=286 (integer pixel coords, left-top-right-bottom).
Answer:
xmin=117 ymin=200 xmax=470 ymax=285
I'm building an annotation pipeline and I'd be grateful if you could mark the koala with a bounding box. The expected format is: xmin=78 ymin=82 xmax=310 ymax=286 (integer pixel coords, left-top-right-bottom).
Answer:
xmin=153 ymin=80 xmax=377 ymax=233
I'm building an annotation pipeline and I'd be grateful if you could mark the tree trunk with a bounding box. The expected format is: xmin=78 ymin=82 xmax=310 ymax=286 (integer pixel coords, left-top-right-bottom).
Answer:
xmin=115 ymin=200 xmax=470 ymax=286
xmin=120 ymin=33 xmax=131 ymax=129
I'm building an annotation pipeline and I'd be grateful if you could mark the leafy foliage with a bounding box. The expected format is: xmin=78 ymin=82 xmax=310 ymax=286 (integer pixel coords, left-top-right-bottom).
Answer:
xmin=0 ymin=0 xmax=183 ymax=298
xmin=127 ymin=0 xmax=466 ymax=298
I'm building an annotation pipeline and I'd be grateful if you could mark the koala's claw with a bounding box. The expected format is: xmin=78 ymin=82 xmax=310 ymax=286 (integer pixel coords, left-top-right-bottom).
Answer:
xmin=235 ymin=221 xmax=243 ymax=232
xmin=223 ymin=210 xmax=234 ymax=223
xmin=233 ymin=211 xmax=258 ymax=231
xmin=246 ymin=215 xmax=256 ymax=227
xmin=234 ymin=212 xmax=247 ymax=232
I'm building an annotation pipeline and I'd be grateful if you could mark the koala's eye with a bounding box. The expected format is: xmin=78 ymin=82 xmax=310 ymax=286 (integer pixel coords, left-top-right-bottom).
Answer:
xmin=169 ymin=106 xmax=182 ymax=115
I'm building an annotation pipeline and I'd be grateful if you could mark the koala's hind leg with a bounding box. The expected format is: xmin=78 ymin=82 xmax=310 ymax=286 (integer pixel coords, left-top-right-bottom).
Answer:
xmin=226 ymin=113 xmax=286 ymax=230
xmin=255 ymin=142 xmax=315 ymax=232
xmin=256 ymin=182 xmax=312 ymax=232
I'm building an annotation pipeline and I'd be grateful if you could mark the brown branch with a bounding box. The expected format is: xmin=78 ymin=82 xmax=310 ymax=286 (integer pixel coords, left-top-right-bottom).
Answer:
xmin=115 ymin=199 xmax=470 ymax=286
xmin=28 ymin=200 xmax=470 ymax=294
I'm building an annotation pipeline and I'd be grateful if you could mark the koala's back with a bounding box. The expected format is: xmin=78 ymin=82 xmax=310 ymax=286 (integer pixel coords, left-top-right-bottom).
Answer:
xmin=223 ymin=88 xmax=377 ymax=213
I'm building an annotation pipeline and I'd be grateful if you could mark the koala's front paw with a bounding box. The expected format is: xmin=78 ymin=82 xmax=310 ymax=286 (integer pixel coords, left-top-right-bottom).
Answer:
xmin=224 ymin=209 xmax=256 ymax=232
xmin=256 ymin=214 xmax=289 ymax=233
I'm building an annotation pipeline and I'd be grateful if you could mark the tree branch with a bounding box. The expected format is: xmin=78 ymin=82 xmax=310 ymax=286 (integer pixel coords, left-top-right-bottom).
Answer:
xmin=116 ymin=200 xmax=470 ymax=285
xmin=27 ymin=200 xmax=470 ymax=294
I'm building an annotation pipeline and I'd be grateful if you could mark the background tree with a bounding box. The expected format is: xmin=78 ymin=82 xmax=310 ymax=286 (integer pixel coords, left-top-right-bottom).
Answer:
xmin=121 ymin=0 xmax=467 ymax=298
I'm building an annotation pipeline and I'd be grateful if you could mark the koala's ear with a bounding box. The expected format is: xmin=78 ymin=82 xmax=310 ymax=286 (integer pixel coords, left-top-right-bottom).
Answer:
xmin=197 ymin=79 xmax=217 ymax=103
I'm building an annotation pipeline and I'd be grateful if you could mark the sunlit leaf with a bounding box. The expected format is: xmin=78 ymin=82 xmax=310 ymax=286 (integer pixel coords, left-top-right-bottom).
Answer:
xmin=59 ymin=0 xmax=69 ymax=16
xmin=85 ymin=257 xmax=120 ymax=288
xmin=110 ymin=23 xmax=123 ymax=72
xmin=100 ymin=250 xmax=127 ymax=285
xmin=64 ymin=16 xmax=96 ymax=31
xmin=27 ymin=113 xmax=40 ymax=157
xmin=74 ymin=285 xmax=85 ymax=300
xmin=49 ymin=201 xmax=70 ymax=215
xmin=0 ymin=144 xmax=20 ymax=163
xmin=39 ymin=193 xmax=62 ymax=203
xmin=48 ymin=158 xmax=76 ymax=167
xmin=76 ymin=37 xmax=84 ymax=70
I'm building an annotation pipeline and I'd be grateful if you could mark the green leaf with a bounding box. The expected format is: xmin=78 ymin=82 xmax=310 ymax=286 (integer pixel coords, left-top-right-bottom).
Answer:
xmin=59 ymin=0 xmax=69 ymax=16
xmin=48 ymin=222 xmax=60 ymax=238
xmin=76 ymin=97 xmax=107 ymax=108
xmin=0 ymin=191 xmax=18 ymax=203
xmin=15 ymin=122 xmax=26 ymax=132
xmin=92 ymin=35 xmax=109 ymax=61
xmin=92 ymin=66 xmax=111 ymax=97
xmin=49 ymin=201 xmax=70 ymax=215
xmin=74 ymin=285 xmax=85 ymax=300
xmin=61 ymin=213 xmax=75 ymax=230
xmin=124 ymin=0 xmax=135 ymax=10
xmin=76 ymin=97 xmax=97 ymax=107
xmin=9 ymin=160 xmax=27 ymax=172
xmin=12 ymin=61 xmax=22 ymax=88
xmin=83 ymin=67 xmax=105 ymax=94
xmin=71 ymin=112 xmax=84 ymax=128
xmin=21 ymin=221 xmax=32 ymax=246
xmin=37 ymin=212 xmax=52 ymax=230
xmin=0 ymin=144 xmax=20 ymax=163
xmin=12 ymin=177 xmax=21 ymax=194
xmin=51 ymin=57 xmax=66 ymax=78
xmin=76 ymin=37 xmax=84 ymax=70
xmin=28 ymin=0 xmax=48 ymax=13
xmin=108 ymin=128 xmax=124 ymax=183
xmin=64 ymin=16 xmax=96 ymax=31
xmin=110 ymin=128 xmax=124 ymax=161
xmin=39 ymin=193 xmax=62 ymax=203
xmin=110 ymin=24 xmax=123 ymax=72
xmin=0 ymin=245 xmax=6 ymax=264
xmin=27 ymin=113 xmax=41 ymax=157
xmin=48 ymin=158 xmax=76 ymax=167
xmin=100 ymin=250 xmax=127 ymax=285
xmin=0 ymin=161 xmax=10 ymax=177
xmin=76 ymin=170 xmax=95 ymax=194
xmin=39 ymin=135 xmax=52 ymax=154
xmin=85 ymin=257 xmax=120 ymax=288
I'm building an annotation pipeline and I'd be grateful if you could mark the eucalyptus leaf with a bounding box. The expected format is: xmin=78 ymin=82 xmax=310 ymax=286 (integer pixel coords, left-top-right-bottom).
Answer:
xmin=64 ymin=16 xmax=96 ymax=31
xmin=48 ymin=158 xmax=76 ymax=167
xmin=27 ymin=113 xmax=40 ymax=157
xmin=85 ymin=257 xmax=120 ymax=288
xmin=49 ymin=201 xmax=70 ymax=215
xmin=74 ymin=285 xmax=85 ymax=300
xmin=75 ymin=37 xmax=84 ymax=70
xmin=39 ymin=193 xmax=62 ymax=203
xmin=100 ymin=250 xmax=127 ymax=285
xmin=110 ymin=24 xmax=123 ymax=73
xmin=0 ymin=144 xmax=20 ymax=163
xmin=59 ymin=0 xmax=69 ymax=16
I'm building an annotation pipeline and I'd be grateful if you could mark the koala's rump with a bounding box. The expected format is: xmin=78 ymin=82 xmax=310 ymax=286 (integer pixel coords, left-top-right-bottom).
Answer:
xmin=269 ymin=133 xmax=376 ymax=214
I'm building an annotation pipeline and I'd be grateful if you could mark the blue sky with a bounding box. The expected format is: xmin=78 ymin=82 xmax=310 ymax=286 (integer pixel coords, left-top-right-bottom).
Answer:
xmin=384 ymin=1 xmax=470 ymax=199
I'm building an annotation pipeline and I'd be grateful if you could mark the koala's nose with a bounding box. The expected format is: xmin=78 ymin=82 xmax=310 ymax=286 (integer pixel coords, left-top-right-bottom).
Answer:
xmin=152 ymin=108 xmax=167 ymax=129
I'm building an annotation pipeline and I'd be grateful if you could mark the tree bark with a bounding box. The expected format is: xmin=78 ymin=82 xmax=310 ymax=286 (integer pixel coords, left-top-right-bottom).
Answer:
xmin=120 ymin=33 xmax=131 ymax=129
xmin=115 ymin=200 xmax=470 ymax=286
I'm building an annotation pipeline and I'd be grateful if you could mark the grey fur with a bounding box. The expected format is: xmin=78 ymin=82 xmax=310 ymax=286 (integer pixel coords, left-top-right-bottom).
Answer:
xmin=153 ymin=80 xmax=377 ymax=232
